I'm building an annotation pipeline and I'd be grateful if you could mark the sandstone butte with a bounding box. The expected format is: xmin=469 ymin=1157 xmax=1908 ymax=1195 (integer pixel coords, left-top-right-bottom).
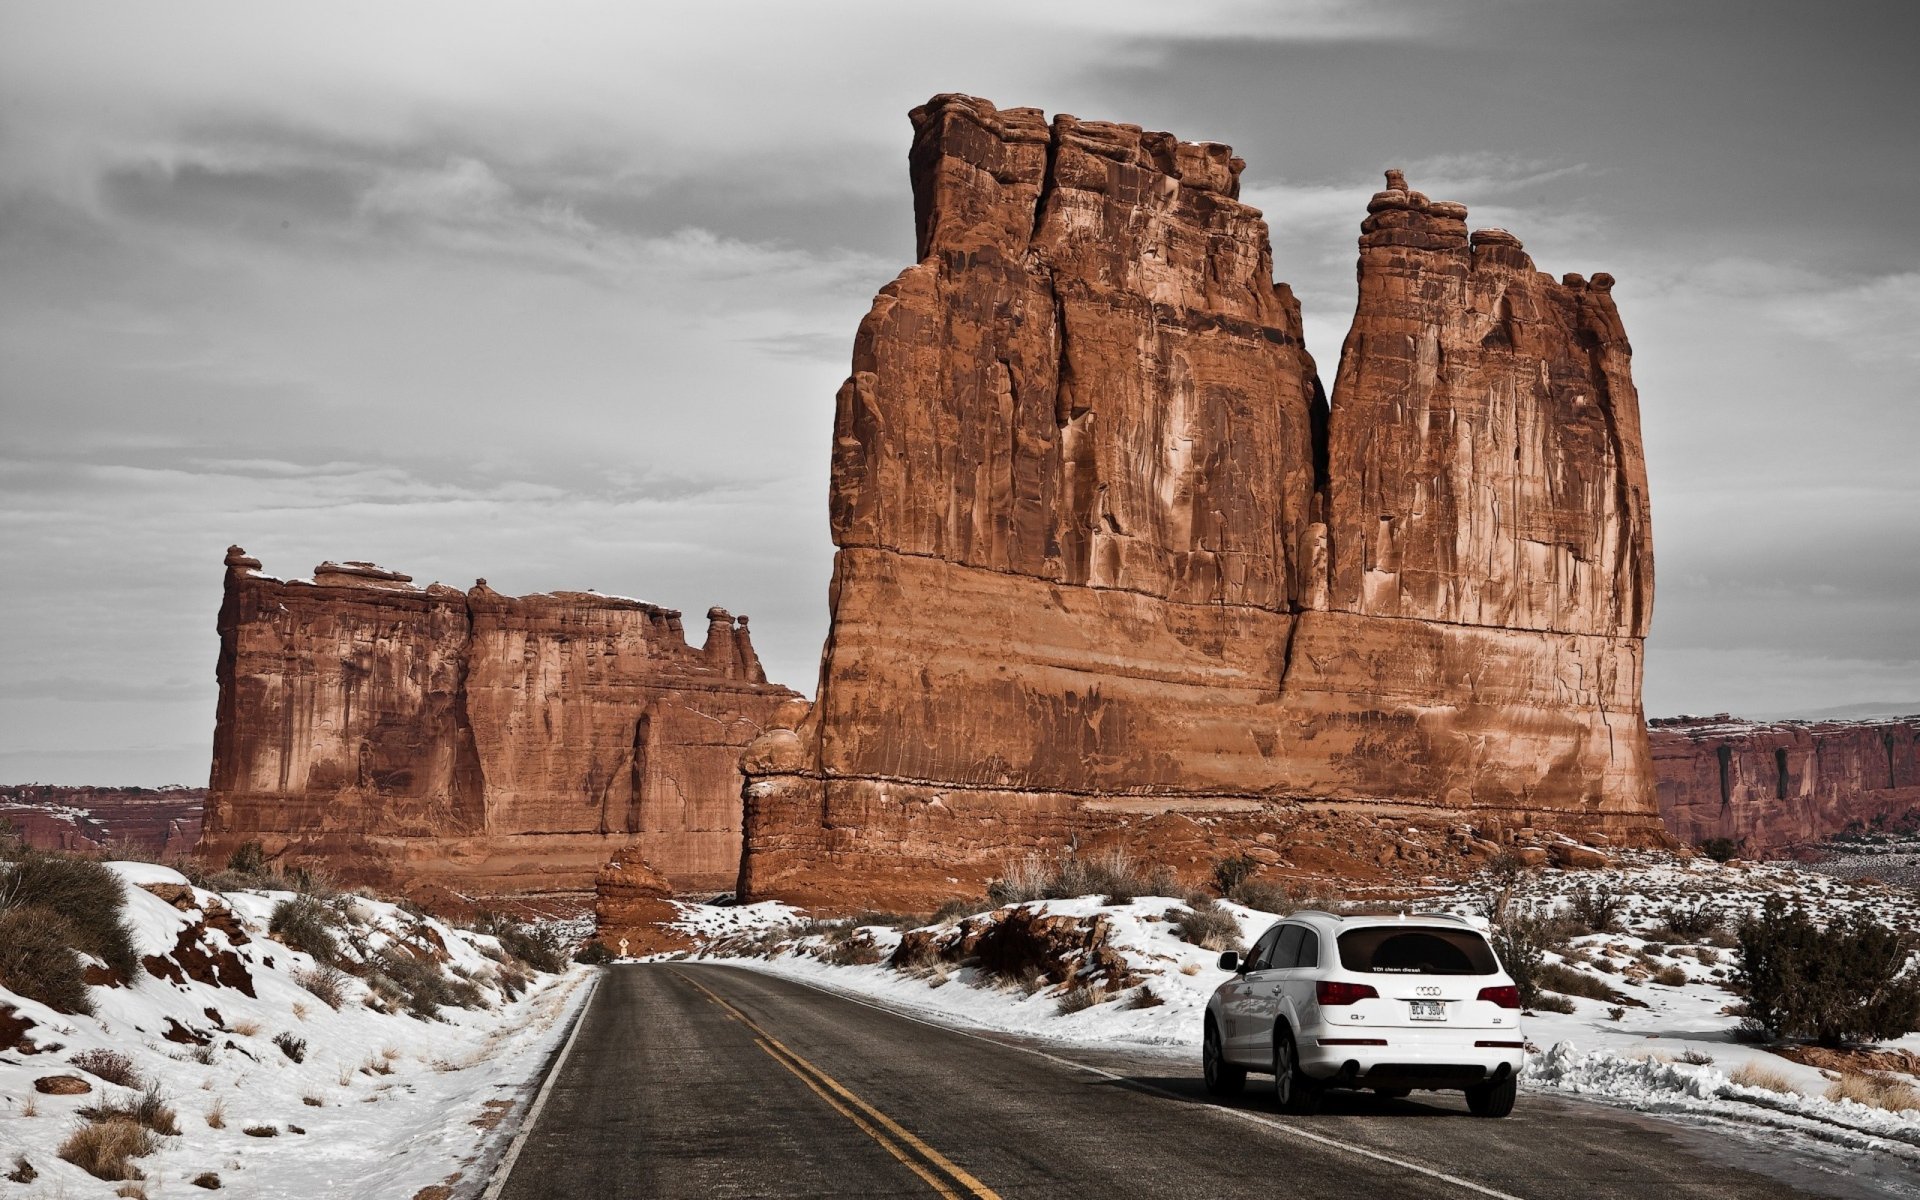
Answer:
xmin=199 ymin=548 xmax=801 ymax=901
xmin=738 ymin=95 xmax=1665 ymax=909
xmin=1652 ymin=715 xmax=1920 ymax=858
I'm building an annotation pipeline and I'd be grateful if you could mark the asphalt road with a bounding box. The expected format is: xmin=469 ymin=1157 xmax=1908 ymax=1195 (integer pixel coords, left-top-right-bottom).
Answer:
xmin=491 ymin=964 xmax=1902 ymax=1200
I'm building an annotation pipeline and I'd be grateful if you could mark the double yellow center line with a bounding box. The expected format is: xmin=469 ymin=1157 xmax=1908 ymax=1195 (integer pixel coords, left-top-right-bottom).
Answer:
xmin=672 ymin=970 xmax=1001 ymax=1200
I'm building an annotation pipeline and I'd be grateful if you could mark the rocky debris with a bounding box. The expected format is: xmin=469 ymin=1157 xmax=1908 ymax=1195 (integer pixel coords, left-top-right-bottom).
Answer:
xmin=1549 ymin=843 xmax=1611 ymax=870
xmin=740 ymin=95 xmax=1664 ymax=909
xmin=33 ymin=1074 xmax=91 ymax=1095
xmin=202 ymin=548 xmax=800 ymax=899
xmin=592 ymin=857 xmax=692 ymax=956
xmin=143 ymin=921 xmax=256 ymax=997
xmin=1651 ymin=715 xmax=1920 ymax=858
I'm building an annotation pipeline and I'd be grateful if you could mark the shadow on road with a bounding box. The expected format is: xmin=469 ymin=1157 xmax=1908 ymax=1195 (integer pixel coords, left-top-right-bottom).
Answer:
xmin=1104 ymin=1074 xmax=1469 ymax=1119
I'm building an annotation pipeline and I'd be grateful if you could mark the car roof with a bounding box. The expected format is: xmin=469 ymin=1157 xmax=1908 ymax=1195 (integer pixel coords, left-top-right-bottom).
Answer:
xmin=1273 ymin=909 xmax=1488 ymax=933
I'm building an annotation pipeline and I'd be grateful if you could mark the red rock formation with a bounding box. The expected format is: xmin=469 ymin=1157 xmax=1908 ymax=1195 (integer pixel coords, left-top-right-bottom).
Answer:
xmin=592 ymin=856 xmax=692 ymax=956
xmin=0 ymin=786 xmax=204 ymax=858
xmin=1652 ymin=715 xmax=1920 ymax=857
xmin=739 ymin=96 xmax=1663 ymax=909
xmin=200 ymin=547 xmax=799 ymax=897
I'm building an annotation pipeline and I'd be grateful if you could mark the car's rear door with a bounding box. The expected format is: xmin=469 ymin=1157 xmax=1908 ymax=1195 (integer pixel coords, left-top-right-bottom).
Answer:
xmin=1237 ymin=924 xmax=1303 ymax=1059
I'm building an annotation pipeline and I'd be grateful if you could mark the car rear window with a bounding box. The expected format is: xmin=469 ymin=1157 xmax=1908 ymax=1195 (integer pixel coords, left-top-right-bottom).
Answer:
xmin=1336 ymin=927 xmax=1499 ymax=975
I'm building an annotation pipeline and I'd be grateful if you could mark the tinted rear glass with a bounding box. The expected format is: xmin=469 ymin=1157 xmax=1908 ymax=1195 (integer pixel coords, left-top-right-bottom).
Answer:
xmin=1337 ymin=927 xmax=1498 ymax=975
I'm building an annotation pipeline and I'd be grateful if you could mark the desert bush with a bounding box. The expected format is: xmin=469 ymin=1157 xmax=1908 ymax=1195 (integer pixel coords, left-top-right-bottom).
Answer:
xmin=1653 ymin=964 xmax=1689 ymax=988
xmin=986 ymin=848 xmax=1159 ymax=905
xmin=1529 ymin=993 xmax=1576 ymax=1014
xmin=0 ymin=849 xmax=139 ymax=982
xmin=1538 ymin=961 xmax=1616 ymax=1001
xmin=573 ymin=941 xmax=613 ymax=965
xmin=0 ymin=904 xmax=95 ymax=1014
xmin=295 ymin=963 xmax=349 ymax=1010
xmin=476 ymin=914 xmax=569 ymax=974
xmin=192 ymin=1171 xmax=222 ymax=1189
xmin=931 ymin=897 xmax=985 ymax=924
xmin=1568 ymin=887 xmax=1624 ymax=934
xmin=1056 ymin=984 xmax=1102 ymax=1015
xmin=1607 ymin=1005 xmax=1626 ymax=1021
xmin=373 ymin=950 xmax=483 ymax=1020
xmin=1211 ymin=854 xmax=1258 ymax=896
xmin=79 ymin=1085 xmax=178 ymax=1136
xmin=1227 ymin=879 xmax=1291 ymax=913
xmin=1492 ymin=916 xmax=1549 ymax=1007
xmin=1679 ymin=1048 xmax=1715 ymax=1065
xmin=1124 ymin=985 xmax=1165 ymax=1010
xmin=6 ymin=1155 xmax=34 ymax=1184
xmin=1735 ymin=898 xmax=1920 ymax=1047
xmin=1696 ymin=837 xmax=1740 ymax=863
xmin=269 ymin=896 xmax=342 ymax=965
xmin=1826 ymin=1071 xmax=1920 ymax=1113
xmin=242 ymin=1125 xmax=278 ymax=1138
xmin=1655 ymin=903 xmax=1723 ymax=942
xmin=71 ymin=1049 xmax=144 ymax=1089
xmin=58 ymin=1117 xmax=158 ymax=1181
xmin=819 ymin=932 xmax=886 ymax=967
xmin=1727 ymin=1061 xmax=1798 ymax=1094
xmin=225 ymin=841 xmax=268 ymax=877
xmin=1172 ymin=899 xmax=1243 ymax=953
xmin=272 ymin=1032 xmax=307 ymax=1063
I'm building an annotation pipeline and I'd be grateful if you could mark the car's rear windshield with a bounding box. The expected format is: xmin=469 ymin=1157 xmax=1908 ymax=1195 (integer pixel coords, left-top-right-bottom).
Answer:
xmin=1336 ymin=926 xmax=1499 ymax=975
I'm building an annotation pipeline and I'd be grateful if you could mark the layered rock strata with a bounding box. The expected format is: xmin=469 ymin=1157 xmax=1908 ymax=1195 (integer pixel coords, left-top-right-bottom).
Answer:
xmin=201 ymin=548 xmax=799 ymax=896
xmin=740 ymin=95 xmax=1662 ymax=908
xmin=1 ymin=786 xmax=204 ymax=858
xmin=1652 ymin=715 xmax=1920 ymax=857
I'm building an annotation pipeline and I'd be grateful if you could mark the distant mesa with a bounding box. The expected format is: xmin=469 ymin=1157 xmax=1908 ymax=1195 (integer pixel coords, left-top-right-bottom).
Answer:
xmin=198 ymin=547 xmax=800 ymax=899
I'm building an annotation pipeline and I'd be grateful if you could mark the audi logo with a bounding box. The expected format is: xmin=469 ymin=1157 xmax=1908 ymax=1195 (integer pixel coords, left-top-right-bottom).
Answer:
xmin=1417 ymin=986 xmax=1441 ymax=996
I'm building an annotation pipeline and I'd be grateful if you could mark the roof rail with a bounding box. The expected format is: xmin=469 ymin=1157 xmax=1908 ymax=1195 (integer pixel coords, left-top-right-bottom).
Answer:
xmin=1285 ymin=909 xmax=1343 ymax=922
xmin=1407 ymin=910 xmax=1478 ymax=925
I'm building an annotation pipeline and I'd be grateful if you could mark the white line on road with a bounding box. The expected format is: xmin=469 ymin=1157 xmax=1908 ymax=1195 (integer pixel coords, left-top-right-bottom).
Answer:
xmin=698 ymin=963 xmax=1531 ymax=1200
xmin=480 ymin=970 xmax=601 ymax=1200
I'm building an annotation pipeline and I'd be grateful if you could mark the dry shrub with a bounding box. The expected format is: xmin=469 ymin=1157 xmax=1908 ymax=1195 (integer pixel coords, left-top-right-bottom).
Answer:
xmin=3 ymin=904 xmax=102 ymax=1015
xmin=273 ymin=1032 xmax=307 ymax=1063
xmin=987 ymin=848 xmax=1164 ymax=905
xmin=116 ymin=1183 xmax=147 ymax=1198
xmin=1227 ymin=879 xmax=1291 ymax=913
xmin=79 ymin=1085 xmax=178 ymax=1135
xmin=229 ymin=1018 xmax=261 ymax=1037
xmin=58 ymin=1117 xmax=157 ymax=1181
xmin=205 ymin=1099 xmax=226 ymax=1129
xmin=1124 ymin=985 xmax=1165 ymax=1010
xmin=71 ymin=1049 xmax=144 ymax=1089
xmin=1172 ymin=899 xmax=1243 ymax=953
xmin=1653 ymin=964 xmax=1689 ymax=988
xmin=1826 ymin=1071 xmax=1920 ymax=1113
xmin=1680 ymin=1049 xmax=1716 ymax=1066
xmin=931 ymin=897 xmax=985 ymax=924
xmin=6 ymin=1155 xmax=34 ymax=1183
xmin=0 ymin=849 xmax=139 ymax=980
xmin=1529 ymin=993 xmax=1577 ymax=1014
xmin=193 ymin=1171 xmax=222 ymax=1189
xmin=269 ymin=896 xmax=342 ymax=965
xmin=1569 ymin=887 xmax=1624 ymax=934
xmin=1537 ymin=961 xmax=1615 ymax=1001
xmin=242 ymin=1124 xmax=278 ymax=1137
xmin=1055 ymin=984 xmax=1103 ymax=1015
xmin=1728 ymin=1061 xmax=1799 ymax=1095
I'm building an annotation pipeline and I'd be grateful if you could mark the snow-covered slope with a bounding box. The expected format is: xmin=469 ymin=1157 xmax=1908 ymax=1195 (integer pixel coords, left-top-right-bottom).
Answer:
xmin=669 ymin=852 xmax=1920 ymax=1165
xmin=0 ymin=862 xmax=588 ymax=1198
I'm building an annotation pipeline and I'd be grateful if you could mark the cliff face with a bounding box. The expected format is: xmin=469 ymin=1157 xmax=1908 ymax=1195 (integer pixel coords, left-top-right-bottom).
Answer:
xmin=1652 ymin=716 xmax=1920 ymax=857
xmin=1 ymin=786 xmax=204 ymax=858
xmin=201 ymin=548 xmax=800 ymax=896
xmin=740 ymin=95 xmax=1662 ymax=908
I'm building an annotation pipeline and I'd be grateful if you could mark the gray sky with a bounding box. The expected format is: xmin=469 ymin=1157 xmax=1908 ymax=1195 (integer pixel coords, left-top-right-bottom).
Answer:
xmin=3 ymin=0 xmax=1915 ymax=784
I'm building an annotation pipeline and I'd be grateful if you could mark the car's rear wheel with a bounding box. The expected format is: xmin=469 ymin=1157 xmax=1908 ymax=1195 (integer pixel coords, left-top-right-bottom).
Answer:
xmin=1373 ymin=1087 xmax=1411 ymax=1099
xmin=1203 ymin=1018 xmax=1245 ymax=1097
xmin=1272 ymin=1028 xmax=1321 ymax=1115
xmin=1465 ymin=1075 xmax=1516 ymax=1118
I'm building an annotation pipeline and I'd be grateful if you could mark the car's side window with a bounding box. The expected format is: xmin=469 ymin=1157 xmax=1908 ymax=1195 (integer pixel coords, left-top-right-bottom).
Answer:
xmin=1246 ymin=926 xmax=1282 ymax=972
xmin=1296 ymin=929 xmax=1320 ymax=970
xmin=1271 ymin=925 xmax=1305 ymax=970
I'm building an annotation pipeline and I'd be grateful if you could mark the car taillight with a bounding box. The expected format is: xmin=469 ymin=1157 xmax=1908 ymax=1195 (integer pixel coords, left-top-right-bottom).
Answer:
xmin=1477 ymin=985 xmax=1521 ymax=1009
xmin=1316 ymin=980 xmax=1379 ymax=1005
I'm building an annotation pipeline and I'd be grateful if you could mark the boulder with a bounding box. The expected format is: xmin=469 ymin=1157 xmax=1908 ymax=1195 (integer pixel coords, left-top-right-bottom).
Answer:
xmin=34 ymin=1075 xmax=91 ymax=1095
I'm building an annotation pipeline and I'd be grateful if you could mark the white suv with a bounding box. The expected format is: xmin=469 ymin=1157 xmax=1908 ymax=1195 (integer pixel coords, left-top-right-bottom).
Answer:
xmin=1202 ymin=911 xmax=1524 ymax=1117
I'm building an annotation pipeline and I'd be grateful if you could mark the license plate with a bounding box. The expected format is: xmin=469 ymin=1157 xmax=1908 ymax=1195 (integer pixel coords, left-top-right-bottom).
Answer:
xmin=1408 ymin=1000 xmax=1447 ymax=1021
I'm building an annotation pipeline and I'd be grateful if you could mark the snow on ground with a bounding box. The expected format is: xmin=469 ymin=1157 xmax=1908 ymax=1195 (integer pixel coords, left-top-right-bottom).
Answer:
xmin=0 ymin=862 xmax=590 ymax=1198
xmin=664 ymin=851 xmax=1920 ymax=1166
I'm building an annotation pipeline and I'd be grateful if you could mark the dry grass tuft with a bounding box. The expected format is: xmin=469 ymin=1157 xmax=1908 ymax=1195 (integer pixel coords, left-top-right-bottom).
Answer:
xmin=70 ymin=1048 xmax=144 ymax=1089
xmin=1171 ymin=900 xmax=1243 ymax=953
xmin=1826 ymin=1072 xmax=1920 ymax=1113
xmin=78 ymin=1084 xmax=178 ymax=1135
xmin=205 ymin=1098 xmax=226 ymax=1129
xmin=229 ymin=1019 xmax=262 ymax=1037
xmin=295 ymin=963 xmax=349 ymax=1010
xmin=1055 ymin=984 xmax=1103 ymax=1015
xmin=58 ymin=1116 xmax=158 ymax=1180
xmin=1728 ymin=1061 xmax=1800 ymax=1095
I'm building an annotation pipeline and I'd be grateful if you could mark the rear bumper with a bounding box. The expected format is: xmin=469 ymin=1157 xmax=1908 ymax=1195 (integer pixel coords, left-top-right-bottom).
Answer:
xmin=1299 ymin=1026 xmax=1524 ymax=1089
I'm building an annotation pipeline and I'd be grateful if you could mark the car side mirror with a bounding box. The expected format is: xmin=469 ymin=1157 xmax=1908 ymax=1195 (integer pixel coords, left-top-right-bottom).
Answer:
xmin=1218 ymin=951 xmax=1241 ymax=973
